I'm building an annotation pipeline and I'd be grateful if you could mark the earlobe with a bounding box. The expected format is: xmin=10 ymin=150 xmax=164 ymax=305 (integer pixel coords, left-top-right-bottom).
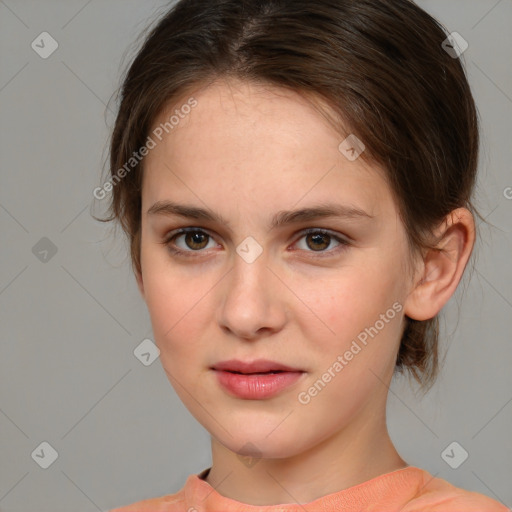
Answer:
xmin=404 ymin=208 xmax=475 ymax=322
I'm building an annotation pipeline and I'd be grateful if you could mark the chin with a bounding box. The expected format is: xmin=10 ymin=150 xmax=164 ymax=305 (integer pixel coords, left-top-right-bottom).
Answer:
xmin=214 ymin=424 xmax=310 ymax=461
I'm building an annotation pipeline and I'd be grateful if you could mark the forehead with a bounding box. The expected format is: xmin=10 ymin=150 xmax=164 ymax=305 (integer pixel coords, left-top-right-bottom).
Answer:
xmin=141 ymin=79 xmax=393 ymax=220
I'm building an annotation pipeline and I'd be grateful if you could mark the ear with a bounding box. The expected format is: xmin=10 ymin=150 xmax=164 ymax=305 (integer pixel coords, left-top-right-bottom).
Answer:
xmin=404 ymin=208 xmax=475 ymax=321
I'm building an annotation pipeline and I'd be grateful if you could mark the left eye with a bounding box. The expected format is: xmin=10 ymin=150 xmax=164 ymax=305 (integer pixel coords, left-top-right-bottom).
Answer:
xmin=163 ymin=228 xmax=349 ymax=257
xmin=295 ymin=229 xmax=348 ymax=253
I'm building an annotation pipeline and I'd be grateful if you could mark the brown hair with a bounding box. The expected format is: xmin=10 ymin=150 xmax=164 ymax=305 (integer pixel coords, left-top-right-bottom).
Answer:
xmin=98 ymin=0 xmax=480 ymax=390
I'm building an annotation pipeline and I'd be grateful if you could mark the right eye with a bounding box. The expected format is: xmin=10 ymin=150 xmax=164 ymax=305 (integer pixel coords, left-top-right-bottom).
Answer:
xmin=163 ymin=228 xmax=219 ymax=257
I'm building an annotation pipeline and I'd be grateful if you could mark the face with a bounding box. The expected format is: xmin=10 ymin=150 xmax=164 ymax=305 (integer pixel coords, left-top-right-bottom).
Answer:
xmin=138 ymin=79 xmax=413 ymax=459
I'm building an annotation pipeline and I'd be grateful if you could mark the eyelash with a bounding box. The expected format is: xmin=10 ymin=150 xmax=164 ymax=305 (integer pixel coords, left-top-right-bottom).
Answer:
xmin=161 ymin=227 xmax=351 ymax=259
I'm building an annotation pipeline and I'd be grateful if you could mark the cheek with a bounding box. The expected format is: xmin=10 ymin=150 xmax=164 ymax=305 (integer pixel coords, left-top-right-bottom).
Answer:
xmin=307 ymin=269 xmax=388 ymax=335
xmin=302 ymin=263 xmax=404 ymax=365
xmin=140 ymin=256 xmax=203 ymax=357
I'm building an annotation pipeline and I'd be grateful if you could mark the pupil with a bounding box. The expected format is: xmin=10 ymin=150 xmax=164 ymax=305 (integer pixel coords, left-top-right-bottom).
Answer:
xmin=187 ymin=232 xmax=207 ymax=250
xmin=308 ymin=233 xmax=329 ymax=251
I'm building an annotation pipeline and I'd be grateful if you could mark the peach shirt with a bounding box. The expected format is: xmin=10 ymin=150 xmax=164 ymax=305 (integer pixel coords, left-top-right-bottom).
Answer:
xmin=111 ymin=466 xmax=508 ymax=511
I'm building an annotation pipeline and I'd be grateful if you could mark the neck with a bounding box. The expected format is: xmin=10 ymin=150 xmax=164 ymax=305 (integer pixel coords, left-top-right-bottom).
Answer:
xmin=204 ymin=403 xmax=407 ymax=506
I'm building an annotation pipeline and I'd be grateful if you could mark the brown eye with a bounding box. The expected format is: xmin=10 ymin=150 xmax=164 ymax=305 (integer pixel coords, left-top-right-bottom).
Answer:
xmin=183 ymin=231 xmax=209 ymax=250
xmin=164 ymin=228 xmax=216 ymax=256
xmin=305 ymin=232 xmax=330 ymax=251
xmin=163 ymin=227 xmax=350 ymax=259
xmin=294 ymin=229 xmax=350 ymax=256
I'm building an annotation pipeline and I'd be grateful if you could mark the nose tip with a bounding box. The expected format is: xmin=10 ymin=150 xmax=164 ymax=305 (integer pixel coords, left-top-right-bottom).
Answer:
xmin=217 ymin=257 xmax=287 ymax=341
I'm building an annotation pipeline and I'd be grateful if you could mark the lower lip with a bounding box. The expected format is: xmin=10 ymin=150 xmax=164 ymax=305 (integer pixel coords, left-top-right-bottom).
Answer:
xmin=214 ymin=370 xmax=305 ymax=399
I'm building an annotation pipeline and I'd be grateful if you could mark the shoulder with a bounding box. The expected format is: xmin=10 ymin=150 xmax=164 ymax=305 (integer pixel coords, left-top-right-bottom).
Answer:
xmin=109 ymin=469 xmax=209 ymax=512
xmin=109 ymin=490 xmax=184 ymax=512
xmin=401 ymin=469 xmax=509 ymax=512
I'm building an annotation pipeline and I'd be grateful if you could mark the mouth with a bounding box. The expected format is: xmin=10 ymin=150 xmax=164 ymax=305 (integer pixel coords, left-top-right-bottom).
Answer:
xmin=211 ymin=359 xmax=304 ymax=374
xmin=211 ymin=359 xmax=306 ymax=399
xmin=223 ymin=370 xmax=285 ymax=375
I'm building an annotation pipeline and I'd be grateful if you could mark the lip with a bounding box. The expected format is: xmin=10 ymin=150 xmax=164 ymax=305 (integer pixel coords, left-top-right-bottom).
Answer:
xmin=211 ymin=359 xmax=305 ymax=400
xmin=212 ymin=359 xmax=303 ymax=373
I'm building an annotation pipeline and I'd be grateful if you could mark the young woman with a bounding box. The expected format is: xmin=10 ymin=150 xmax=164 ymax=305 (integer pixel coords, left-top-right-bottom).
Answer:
xmin=103 ymin=0 xmax=508 ymax=509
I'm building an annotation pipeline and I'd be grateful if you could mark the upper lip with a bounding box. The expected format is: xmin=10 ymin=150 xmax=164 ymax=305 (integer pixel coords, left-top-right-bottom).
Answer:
xmin=212 ymin=359 xmax=303 ymax=374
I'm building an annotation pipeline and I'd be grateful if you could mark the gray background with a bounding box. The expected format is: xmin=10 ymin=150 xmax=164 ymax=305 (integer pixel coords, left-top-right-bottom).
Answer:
xmin=0 ymin=1 xmax=511 ymax=511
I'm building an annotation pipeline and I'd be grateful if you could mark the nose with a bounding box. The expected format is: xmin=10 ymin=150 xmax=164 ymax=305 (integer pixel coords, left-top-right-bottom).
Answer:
xmin=217 ymin=253 xmax=287 ymax=341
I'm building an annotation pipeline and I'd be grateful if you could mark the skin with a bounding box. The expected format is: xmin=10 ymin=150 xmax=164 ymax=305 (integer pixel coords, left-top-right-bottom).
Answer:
xmin=135 ymin=78 xmax=475 ymax=506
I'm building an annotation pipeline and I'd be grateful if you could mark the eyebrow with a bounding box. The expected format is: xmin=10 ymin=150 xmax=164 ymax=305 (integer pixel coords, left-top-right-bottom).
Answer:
xmin=146 ymin=200 xmax=374 ymax=230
